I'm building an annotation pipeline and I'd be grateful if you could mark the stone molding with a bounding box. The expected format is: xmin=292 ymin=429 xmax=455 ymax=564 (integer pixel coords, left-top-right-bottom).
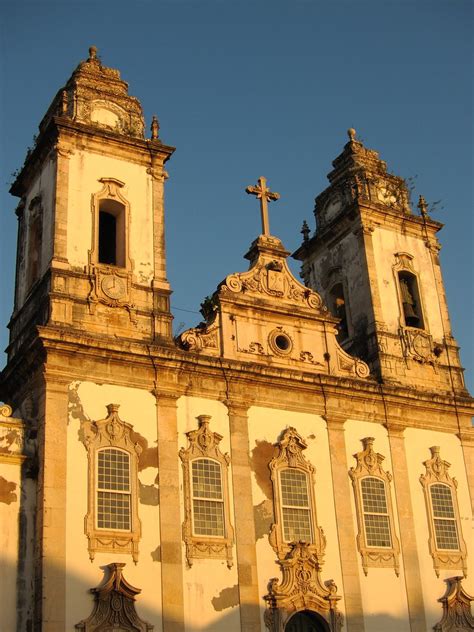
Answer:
xmin=179 ymin=415 xmax=234 ymax=568
xmin=75 ymin=563 xmax=153 ymax=631
xmin=420 ymin=446 xmax=468 ymax=577
xmin=0 ymin=404 xmax=28 ymax=465
xmin=264 ymin=541 xmax=343 ymax=632
xmin=433 ymin=576 xmax=474 ymax=632
xmin=349 ymin=437 xmax=401 ymax=575
xmin=80 ymin=404 xmax=142 ymax=562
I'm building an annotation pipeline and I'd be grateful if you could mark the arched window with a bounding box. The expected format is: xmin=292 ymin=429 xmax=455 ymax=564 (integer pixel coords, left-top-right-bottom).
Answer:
xmin=279 ymin=468 xmax=313 ymax=543
xmin=398 ymin=271 xmax=424 ymax=329
xmin=80 ymin=404 xmax=141 ymax=562
xmin=420 ymin=447 xmax=467 ymax=576
xmin=191 ymin=458 xmax=225 ymax=537
xmin=329 ymin=283 xmax=349 ymax=341
xmin=98 ymin=199 xmax=126 ymax=267
xmin=285 ymin=611 xmax=330 ymax=632
xmin=349 ymin=437 xmax=400 ymax=575
xmin=268 ymin=427 xmax=324 ymax=559
xmin=97 ymin=448 xmax=131 ymax=531
xmin=360 ymin=477 xmax=391 ymax=548
xmin=179 ymin=415 xmax=234 ymax=567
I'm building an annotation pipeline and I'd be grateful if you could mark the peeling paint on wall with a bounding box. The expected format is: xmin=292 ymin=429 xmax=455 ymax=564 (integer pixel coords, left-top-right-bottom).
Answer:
xmin=68 ymin=382 xmax=90 ymax=426
xmin=150 ymin=545 xmax=161 ymax=562
xmin=250 ymin=440 xmax=274 ymax=499
xmin=307 ymin=433 xmax=316 ymax=440
xmin=253 ymin=499 xmax=274 ymax=540
xmin=0 ymin=429 xmax=21 ymax=454
xmin=211 ymin=584 xmax=239 ymax=611
xmin=139 ymin=480 xmax=159 ymax=506
xmin=0 ymin=476 xmax=17 ymax=504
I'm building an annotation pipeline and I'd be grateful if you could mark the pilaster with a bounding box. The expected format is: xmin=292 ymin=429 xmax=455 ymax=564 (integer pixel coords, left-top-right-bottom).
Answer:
xmin=385 ymin=421 xmax=427 ymax=632
xmin=51 ymin=141 xmax=71 ymax=266
xmin=325 ymin=415 xmax=365 ymax=632
xmin=156 ymin=393 xmax=185 ymax=632
xmin=458 ymin=428 xmax=474 ymax=515
xmin=225 ymin=400 xmax=262 ymax=632
xmin=35 ymin=375 xmax=69 ymax=631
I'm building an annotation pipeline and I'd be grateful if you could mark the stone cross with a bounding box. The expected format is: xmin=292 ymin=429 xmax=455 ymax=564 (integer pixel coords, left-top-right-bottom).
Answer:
xmin=246 ymin=176 xmax=280 ymax=236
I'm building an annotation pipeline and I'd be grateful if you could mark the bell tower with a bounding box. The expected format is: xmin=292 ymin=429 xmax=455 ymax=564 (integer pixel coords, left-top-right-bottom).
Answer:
xmin=7 ymin=46 xmax=175 ymax=365
xmin=294 ymin=129 xmax=466 ymax=393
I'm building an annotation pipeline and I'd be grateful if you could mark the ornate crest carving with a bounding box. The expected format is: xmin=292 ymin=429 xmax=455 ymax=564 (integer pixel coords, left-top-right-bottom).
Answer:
xmin=81 ymin=404 xmax=142 ymax=563
xmin=420 ymin=447 xmax=467 ymax=577
xmin=179 ymin=415 xmax=234 ymax=568
xmin=433 ymin=576 xmax=474 ymax=632
xmin=75 ymin=563 xmax=153 ymax=631
xmin=179 ymin=320 xmax=219 ymax=353
xmin=264 ymin=542 xmax=343 ymax=632
xmin=268 ymin=428 xmax=325 ymax=562
xmin=349 ymin=437 xmax=400 ymax=575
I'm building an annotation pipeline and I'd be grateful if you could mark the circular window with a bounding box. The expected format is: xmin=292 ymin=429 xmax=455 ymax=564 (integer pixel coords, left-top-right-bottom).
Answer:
xmin=268 ymin=330 xmax=293 ymax=356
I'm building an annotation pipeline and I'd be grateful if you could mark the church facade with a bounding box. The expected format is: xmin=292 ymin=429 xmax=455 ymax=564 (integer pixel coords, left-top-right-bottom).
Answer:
xmin=1 ymin=48 xmax=473 ymax=632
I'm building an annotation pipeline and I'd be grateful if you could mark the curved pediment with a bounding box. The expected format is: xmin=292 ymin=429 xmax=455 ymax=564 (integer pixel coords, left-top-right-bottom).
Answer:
xmin=178 ymin=234 xmax=370 ymax=381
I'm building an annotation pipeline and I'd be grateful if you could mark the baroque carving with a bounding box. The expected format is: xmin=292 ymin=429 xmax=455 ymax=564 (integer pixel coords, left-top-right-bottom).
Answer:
xmin=433 ymin=576 xmax=474 ymax=632
xmin=75 ymin=563 xmax=153 ymax=631
xmin=420 ymin=446 xmax=467 ymax=577
xmin=221 ymin=257 xmax=324 ymax=313
xmin=179 ymin=321 xmax=219 ymax=352
xmin=80 ymin=404 xmax=142 ymax=563
xmin=349 ymin=437 xmax=400 ymax=575
xmin=264 ymin=542 xmax=343 ymax=632
xmin=179 ymin=415 xmax=234 ymax=568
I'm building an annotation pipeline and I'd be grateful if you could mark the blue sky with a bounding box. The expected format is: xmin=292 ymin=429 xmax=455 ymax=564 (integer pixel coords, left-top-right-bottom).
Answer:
xmin=0 ymin=0 xmax=472 ymax=392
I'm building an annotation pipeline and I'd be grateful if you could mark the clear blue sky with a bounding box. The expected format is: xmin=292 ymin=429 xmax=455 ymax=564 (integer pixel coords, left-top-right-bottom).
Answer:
xmin=1 ymin=0 xmax=472 ymax=392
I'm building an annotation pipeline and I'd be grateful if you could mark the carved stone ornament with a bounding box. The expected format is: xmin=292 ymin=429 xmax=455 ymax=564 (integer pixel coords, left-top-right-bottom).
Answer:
xmin=349 ymin=437 xmax=401 ymax=576
xmin=0 ymin=405 xmax=29 ymax=466
xmin=220 ymin=245 xmax=324 ymax=313
xmin=420 ymin=447 xmax=468 ymax=577
xmin=179 ymin=415 xmax=234 ymax=568
xmin=80 ymin=404 xmax=142 ymax=563
xmin=433 ymin=576 xmax=474 ymax=632
xmin=264 ymin=542 xmax=343 ymax=632
xmin=179 ymin=319 xmax=219 ymax=353
xmin=41 ymin=46 xmax=145 ymax=139
xmin=75 ymin=563 xmax=153 ymax=631
xmin=269 ymin=427 xmax=325 ymax=562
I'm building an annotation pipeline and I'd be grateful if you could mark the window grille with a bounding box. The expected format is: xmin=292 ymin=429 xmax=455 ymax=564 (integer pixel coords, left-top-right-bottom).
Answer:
xmin=361 ymin=477 xmax=392 ymax=548
xmin=191 ymin=458 xmax=224 ymax=537
xmin=97 ymin=448 xmax=131 ymax=531
xmin=430 ymin=483 xmax=459 ymax=550
xmin=280 ymin=468 xmax=313 ymax=542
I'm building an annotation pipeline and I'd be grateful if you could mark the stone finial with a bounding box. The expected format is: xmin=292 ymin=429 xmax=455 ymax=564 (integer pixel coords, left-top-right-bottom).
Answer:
xmin=418 ymin=195 xmax=429 ymax=219
xmin=88 ymin=45 xmax=98 ymax=60
xmin=347 ymin=128 xmax=357 ymax=142
xmin=301 ymin=220 xmax=310 ymax=243
xmin=151 ymin=115 xmax=160 ymax=140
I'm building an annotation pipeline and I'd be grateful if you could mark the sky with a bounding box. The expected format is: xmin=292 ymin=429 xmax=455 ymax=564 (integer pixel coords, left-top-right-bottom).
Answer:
xmin=0 ymin=0 xmax=472 ymax=392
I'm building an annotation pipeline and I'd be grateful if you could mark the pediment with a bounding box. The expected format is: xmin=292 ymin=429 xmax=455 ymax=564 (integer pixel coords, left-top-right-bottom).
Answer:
xmin=178 ymin=235 xmax=370 ymax=380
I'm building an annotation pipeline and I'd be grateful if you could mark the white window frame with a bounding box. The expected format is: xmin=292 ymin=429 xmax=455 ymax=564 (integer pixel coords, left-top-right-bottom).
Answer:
xmin=190 ymin=457 xmax=225 ymax=538
xmin=96 ymin=447 xmax=132 ymax=532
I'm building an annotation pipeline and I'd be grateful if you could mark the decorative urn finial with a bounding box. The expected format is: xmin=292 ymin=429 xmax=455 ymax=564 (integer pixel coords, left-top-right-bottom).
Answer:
xmin=347 ymin=127 xmax=357 ymax=142
xmin=301 ymin=220 xmax=310 ymax=243
xmin=151 ymin=115 xmax=160 ymax=140
xmin=88 ymin=45 xmax=98 ymax=61
xmin=418 ymin=195 xmax=429 ymax=219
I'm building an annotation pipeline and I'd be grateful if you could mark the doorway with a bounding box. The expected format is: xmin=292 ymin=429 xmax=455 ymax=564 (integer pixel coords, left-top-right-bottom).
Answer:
xmin=285 ymin=610 xmax=330 ymax=632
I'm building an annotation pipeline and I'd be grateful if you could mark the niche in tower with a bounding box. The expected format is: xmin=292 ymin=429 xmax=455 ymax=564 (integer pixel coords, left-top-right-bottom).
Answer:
xmin=329 ymin=283 xmax=349 ymax=342
xmin=98 ymin=198 xmax=125 ymax=267
xmin=398 ymin=271 xmax=424 ymax=329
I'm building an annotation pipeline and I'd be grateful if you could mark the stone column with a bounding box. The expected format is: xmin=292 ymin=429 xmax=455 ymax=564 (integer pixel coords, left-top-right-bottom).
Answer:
xmin=326 ymin=416 xmax=365 ymax=632
xmin=35 ymin=376 xmax=69 ymax=631
xmin=156 ymin=393 xmax=185 ymax=632
xmin=225 ymin=401 xmax=262 ymax=632
xmin=386 ymin=422 xmax=427 ymax=632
